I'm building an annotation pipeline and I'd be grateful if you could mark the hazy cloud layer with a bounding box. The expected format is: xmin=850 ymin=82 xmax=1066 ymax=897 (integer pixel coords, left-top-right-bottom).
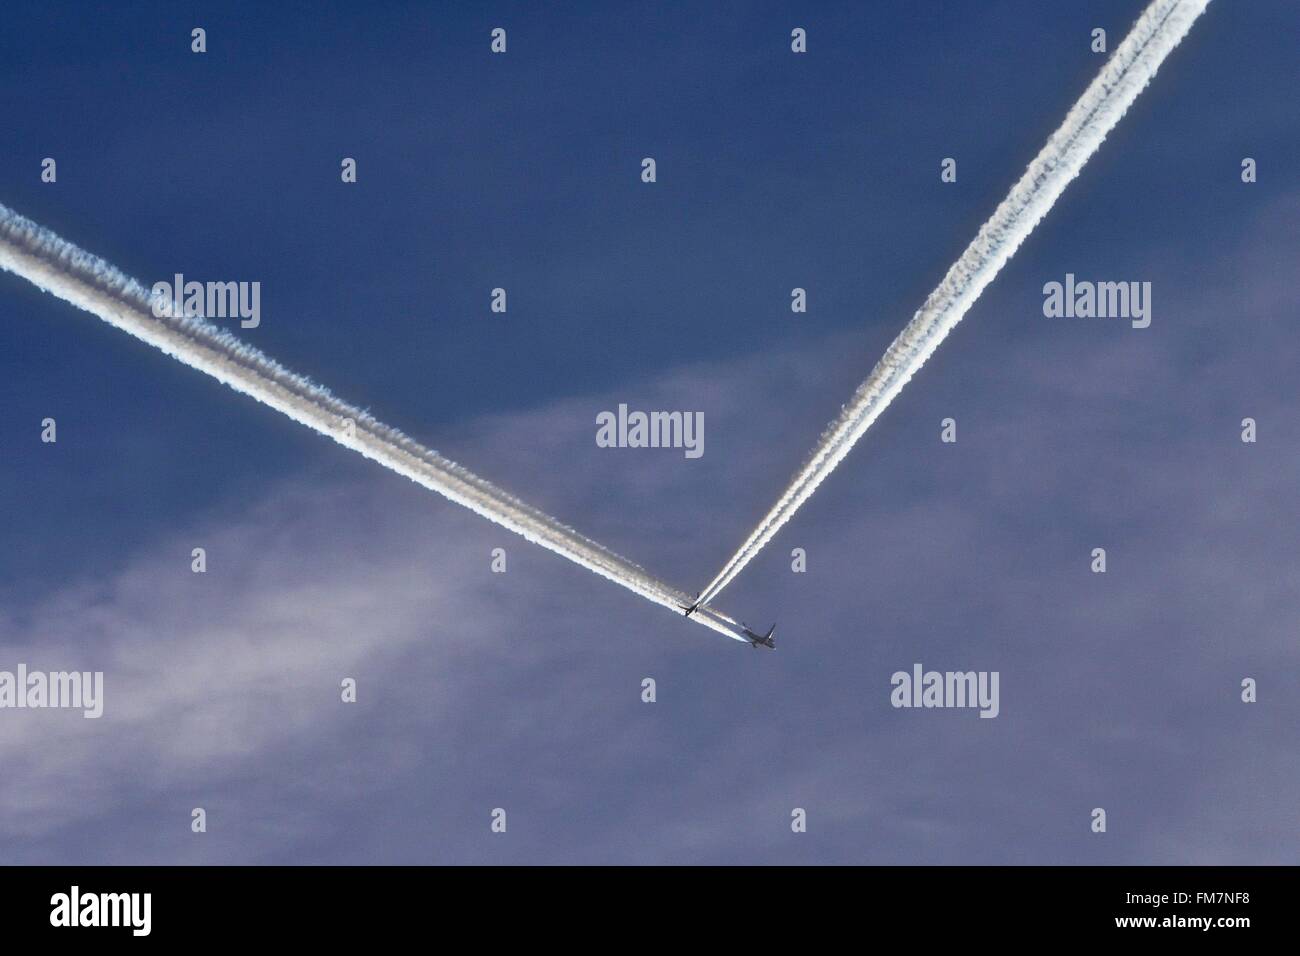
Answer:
xmin=1 ymin=194 xmax=1296 ymax=864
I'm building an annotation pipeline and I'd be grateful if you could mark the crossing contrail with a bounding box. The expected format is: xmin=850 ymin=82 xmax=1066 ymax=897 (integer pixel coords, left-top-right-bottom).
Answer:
xmin=0 ymin=202 xmax=748 ymax=644
xmin=693 ymin=0 xmax=1212 ymax=608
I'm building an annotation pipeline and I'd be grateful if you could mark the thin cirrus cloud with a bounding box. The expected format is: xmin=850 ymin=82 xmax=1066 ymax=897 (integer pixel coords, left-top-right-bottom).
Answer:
xmin=1 ymin=200 xmax=1297 ymax=862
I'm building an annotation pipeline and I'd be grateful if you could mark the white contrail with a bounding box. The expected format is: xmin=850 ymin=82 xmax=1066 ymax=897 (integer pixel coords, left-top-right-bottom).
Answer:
xmin=694 ymin=0 xmax=1211 ymax=608
xmin=0 ymin=203 xmax=748 ymax=644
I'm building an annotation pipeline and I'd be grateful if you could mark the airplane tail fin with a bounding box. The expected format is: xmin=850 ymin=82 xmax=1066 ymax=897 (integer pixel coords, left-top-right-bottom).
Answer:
xmin=764 ymin=625 xmax=776 ymax=647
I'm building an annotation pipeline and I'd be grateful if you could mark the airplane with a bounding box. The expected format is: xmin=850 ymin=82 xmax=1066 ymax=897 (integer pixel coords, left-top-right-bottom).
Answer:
xmin=740 ymin=624 xmax=776 ymax=650
xmin=679 ymin=599 xmax=775 ymax=649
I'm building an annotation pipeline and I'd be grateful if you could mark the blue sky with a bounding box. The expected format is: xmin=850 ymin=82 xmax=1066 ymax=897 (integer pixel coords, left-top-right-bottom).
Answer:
xmin=1 ymin=1 xmax=1296 ymax=863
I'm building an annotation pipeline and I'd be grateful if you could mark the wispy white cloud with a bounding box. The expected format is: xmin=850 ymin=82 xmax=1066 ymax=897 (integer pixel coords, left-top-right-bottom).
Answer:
xmin=2 ymin=187 xmax=1297 ymax=865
